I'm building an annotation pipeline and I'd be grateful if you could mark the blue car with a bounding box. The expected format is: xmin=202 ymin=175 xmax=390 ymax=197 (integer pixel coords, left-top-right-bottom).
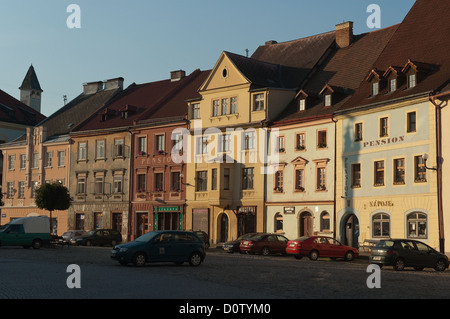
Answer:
xmin=111 ymin=230 xmax=206 ymax=267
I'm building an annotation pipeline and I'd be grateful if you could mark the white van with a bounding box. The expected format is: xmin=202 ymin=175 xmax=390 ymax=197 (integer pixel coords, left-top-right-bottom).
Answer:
xmin=0 ymin=216 xmax=50 ymax=249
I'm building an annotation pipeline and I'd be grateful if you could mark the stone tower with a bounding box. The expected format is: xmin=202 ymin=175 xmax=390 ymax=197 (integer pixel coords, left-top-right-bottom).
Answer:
xmin=19 ymin=64 xmax=43 ymax=113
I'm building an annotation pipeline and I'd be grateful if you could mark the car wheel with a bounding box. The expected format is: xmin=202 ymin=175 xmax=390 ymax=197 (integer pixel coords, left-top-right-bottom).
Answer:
xmin=344 ymin=251 xmax=354 ymax=261
xmin=262 ymin=247 xmax=270 ymax=256
xmin=189 ymin=252 xmax=202 ymax=267
xmin=86 ymin=240 xmax=92 ymax=246
xmin=394 ymin=258 xmax=405 ymax=271
xmin=32 ymin=239 xmax=42 ymax=250
xmin=133 ymin=252 xmax=147 ymax=267
xmin=434 ymin=259 xmax=447 ymax=272
xmin=309 ymin=250 xmax=319 ymax=261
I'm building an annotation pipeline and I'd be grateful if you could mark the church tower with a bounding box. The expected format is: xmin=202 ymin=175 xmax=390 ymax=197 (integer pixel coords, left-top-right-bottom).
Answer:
xmin=19 ymin=64 xmax=43 ymax=113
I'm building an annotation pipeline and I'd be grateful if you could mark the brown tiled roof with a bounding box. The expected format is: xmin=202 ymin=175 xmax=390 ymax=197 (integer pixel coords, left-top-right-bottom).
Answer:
xmin=73 ymin=70 xmax=207 ymax=132
xmin=0 ymin=88 xmax=46 ymax=126
xmin=340 ymin=0 xmax=450 ymax=111
xmin=272 ymin=24 xmax=398 ymax=124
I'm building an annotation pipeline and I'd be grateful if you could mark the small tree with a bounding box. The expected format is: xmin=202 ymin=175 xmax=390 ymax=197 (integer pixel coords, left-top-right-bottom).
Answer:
xmin=35 ymin=182 xmax=72 ymax=234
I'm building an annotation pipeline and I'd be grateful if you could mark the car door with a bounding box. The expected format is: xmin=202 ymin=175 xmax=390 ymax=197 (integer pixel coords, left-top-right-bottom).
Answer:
xmin=173 ymin=232 xmax=197 ymax=260
xmin=413 ymin=241 xmax=438 ymax=268
xmin=327 ymin=238 xmax=344 ymax=258
xmin=276 ymin=235 xmax=288 ymax=253
xmin=148 ymin=232 xmax=175 ymax=262
xmin=398 ymin=240 xmax=417 ymax=266
xmin=312 ymin=237 xmax=330 ymax=256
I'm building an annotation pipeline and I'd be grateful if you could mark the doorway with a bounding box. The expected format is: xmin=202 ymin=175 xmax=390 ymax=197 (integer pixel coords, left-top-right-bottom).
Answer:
xmin=218 ymin=213 xmax=229 ymax=243
xmin=343 ymin=213 xmax=359 ymax=249
xmin=299 ymin=211 xmax=313 ymax=237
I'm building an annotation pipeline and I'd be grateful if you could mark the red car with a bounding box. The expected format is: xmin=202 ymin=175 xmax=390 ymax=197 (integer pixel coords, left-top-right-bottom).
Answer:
xmin=239 ymin=233 xmax=288 ymax=255
xmin=286 ymin=236 xmax=359 ymax=261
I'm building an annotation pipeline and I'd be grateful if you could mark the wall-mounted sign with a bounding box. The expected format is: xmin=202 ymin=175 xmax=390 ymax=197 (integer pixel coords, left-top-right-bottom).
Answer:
xmin=284 ymin=207 xmax=295 ymax=214
xmin=363 ymin=136 xmax=405 ymax=148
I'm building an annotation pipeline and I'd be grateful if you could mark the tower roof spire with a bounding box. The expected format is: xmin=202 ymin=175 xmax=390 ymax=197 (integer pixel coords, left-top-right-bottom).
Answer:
xmin=19 ymin=64 xmax=43 ymax=92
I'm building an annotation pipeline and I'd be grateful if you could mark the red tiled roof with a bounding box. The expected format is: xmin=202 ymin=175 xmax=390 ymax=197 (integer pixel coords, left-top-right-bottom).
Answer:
xmin=0 ymin=88 xmax=46 ymax=126
xmin=340 ymin=0 xmax=450 ymax=111
xmin=72 ymin=70 xmax=207 ymax=132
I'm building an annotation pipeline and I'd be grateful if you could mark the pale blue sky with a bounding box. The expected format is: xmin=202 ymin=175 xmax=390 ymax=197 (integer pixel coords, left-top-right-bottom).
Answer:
xmin=0 ymin=0 xmax=415 ymax=117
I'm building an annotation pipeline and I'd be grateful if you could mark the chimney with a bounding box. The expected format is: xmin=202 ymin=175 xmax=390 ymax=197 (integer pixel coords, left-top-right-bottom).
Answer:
xmin=335 ymin=21 xmax=353 ymax=48
xmin=104 ymin=77 xmax=124 ymax=91
xmin=265 ymin=40 xmax=278 ymax=45
xmin=170 ymin=70 xmax=186 ymax=82
xmin=83 ymin=81 xmax=103 ymax=94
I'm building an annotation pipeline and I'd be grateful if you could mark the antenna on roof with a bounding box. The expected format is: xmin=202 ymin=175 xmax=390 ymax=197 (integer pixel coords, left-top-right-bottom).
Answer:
xmin=245 ymin=49 xmax=249 ymax=57
xmin=63 ymin=95 xmax=67 ymax=105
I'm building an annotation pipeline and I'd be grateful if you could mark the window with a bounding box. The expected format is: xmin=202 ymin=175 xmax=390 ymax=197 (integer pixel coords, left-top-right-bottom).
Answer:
xmin=196 ymin=171 xmax=207 ymax=192
xmin=320 ymin=212 xmax=330 ymax=232
xmin=196 ymin=136 xmax=208 ymax=155
xmin=379 ymin=117 xmax=388 ymax=137
xmin=242 ymin=167 xmax=254 ymax=190
xmin=390 ymin=78 xmax=397 ymax=92
xmin=77 ymin=177 xmax=86 ymax=194
xmin=78 ymin=142 xmax=87 ymax=160
xmin=219 ymin=134 xmax=231 ymax=152
xmin=172 ymin=133 xmax=183 ymax=153
xmin=20 ymin=154 xmax=26 ymax=169
xmin=324 ymin=94 xmax=332 ymax=107
xmin=171 ymin=171 xmax=181 ymax=191
xmin=94 ymin=175 xmax=104 ymax=194
xmin=137 ymin=174 xmax=146 ymax=193
xmin=114 ymin=139 xmax=124 ymax=158
xmin=18 ymin=181 xmax=25 ymax=198
xmin=212 ymin=100 xmax=220 ymax=116
xmin=211 ymin=168 xmax=217 ymax=190
xmin=155 ymin=135 xmax=165 ymax=154
xmin=253 ymin=93 xmax=264 ymax=111
xmin=192 ymin=103 xmax=200 ymax=119
xmin=221 ymin=98 xmax=228 ymax=115
xmin=354 ymin=123 xmax=363 ymax=142
xmin=295 ymin=169 xmax=304 ymax=192
xmin=299 ymin=99 xmax=306 ymax=111
xmin=351 ymin=163 xmax=361 ymax=188
xmin=295 ymin=133 xmax=306 ymax=151
xmin=96 ymin=140 xmax=105 ymax=159
xmin=317 ymin=130 xmax=327 ymax=148
xmin=7 ymin=182 xmax=14 ymax=198
xmin=137 ymin=136 xmax=147 ymax=155
xmin=394 ymin=158 xmax=405 ymax=185
xmin=407 ymin=111 xmax=416 ymax=133
xmin=243 ymin=131 xmax=255 ymax=150
xmin=373 ymin=213 xmax=390 ymax=238
xmin=316 ymin=167 xmax=326 ymax=190
xmin=32 ymin=153 xmax=39 ymax=168
xmin=31 ymin=181 xmax=38 ymax=198
xmin=8 ymin=155 xmax=15 ymax=170
xmin=154 ymin=173 xmax=164 ymax=192
xmin=45 ymin=152 xmax=52 ymax=167
xmin=113 ymin=175 xmax=123 ymax=194
xmin=58 ymin=151 xmax=65 ymax=166
xmin=408 ymin=73 xmax=416 ymax=88
xmin=223 ymin=168 xmax=230 ymax=190
xmin=277 ymin=136 xmax=285 ymax=152
xmin=274 ymin=170 xmax=283 ymax=192
xmin=414 ymin=155 xmax=427 ymax=182
xmin=372 ymin=82 xmax=379 ymax=96
xmin=230 ymin=97 xmax=237 ymax=114
xmin=374 ymin=161 xmax=385 ymax=186
xmin=407 ymin=212 xmax=427 ymax=239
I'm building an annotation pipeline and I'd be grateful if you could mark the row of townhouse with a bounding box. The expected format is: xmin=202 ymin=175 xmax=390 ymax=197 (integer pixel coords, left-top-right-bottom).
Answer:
xmin=1 ymin=0 xmax=450 ymax=253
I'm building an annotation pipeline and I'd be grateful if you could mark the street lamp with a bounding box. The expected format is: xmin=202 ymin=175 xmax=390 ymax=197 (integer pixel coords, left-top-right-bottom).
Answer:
xmin=422 ymin=153 xmax=437 ymax=171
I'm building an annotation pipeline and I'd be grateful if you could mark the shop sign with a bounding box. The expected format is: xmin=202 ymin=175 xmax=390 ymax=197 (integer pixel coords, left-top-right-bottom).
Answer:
xmin=154 ymin=206 xmax=181 ymax=212
xmin=369 ymin=200 xmax=394 ymax=207
xmin=363 ymin=136 xmax=405 ymax=148
xmin=283 ymin=207 xmax=295 ymax=214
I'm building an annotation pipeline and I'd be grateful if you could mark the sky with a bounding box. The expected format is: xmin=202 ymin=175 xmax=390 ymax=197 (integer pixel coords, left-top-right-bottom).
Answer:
xmin=0 ymin=0 xmax=416 ymax=117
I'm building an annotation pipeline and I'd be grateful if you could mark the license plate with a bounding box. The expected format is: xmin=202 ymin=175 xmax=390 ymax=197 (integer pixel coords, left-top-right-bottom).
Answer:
xmin=289 ymin=243 xmax=295 ymax=247
xmin=243 ymin=241 xmax=249 ymax=245
xmin=372 ymin=256 xmax=381 ymax=261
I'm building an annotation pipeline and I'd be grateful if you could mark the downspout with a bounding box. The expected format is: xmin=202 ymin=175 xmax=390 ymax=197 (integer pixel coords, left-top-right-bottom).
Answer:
xmin=331 ymin=115 xmax=338 ymax=239
xmin=430 ymin=91 xmax=450 ymax=253
xmin=127 ymin=128 xmax=135 ymax=242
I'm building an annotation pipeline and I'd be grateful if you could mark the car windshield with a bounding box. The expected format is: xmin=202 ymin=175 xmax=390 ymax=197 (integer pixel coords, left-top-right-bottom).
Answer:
xmin=375 ymin=240 xmax=394 ymax=248
xmin=236 ymin=233 xmax=257 ymax=241
xmin=135 ymin=231 xmax=159 ymax=242
xmin=86 ymin=230 xmax=97 ymax=236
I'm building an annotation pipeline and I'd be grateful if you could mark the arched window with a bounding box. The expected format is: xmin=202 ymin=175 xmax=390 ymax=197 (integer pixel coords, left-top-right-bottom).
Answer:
xmin=407 ymin=212 xmax=427 ymax=239
xmin=320 ymin=211 xmax=330 ymax=232
xmin=372 ymin=213 xmax=390 ymax=238
xmin=274 ymin=213 xmax=283 ymax=232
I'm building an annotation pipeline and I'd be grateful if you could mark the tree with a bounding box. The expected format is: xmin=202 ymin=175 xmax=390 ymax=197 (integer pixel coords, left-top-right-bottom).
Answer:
xmin=35 ymin=182 xmax=72 ymax=234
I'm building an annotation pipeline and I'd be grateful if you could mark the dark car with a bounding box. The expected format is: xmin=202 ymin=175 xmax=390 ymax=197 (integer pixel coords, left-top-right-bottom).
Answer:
xmin=191 ymin=230 xmax=210 ymax=249
xmin=223 ymin=233 xmax=261 ymax=253
xmin=74 ymin=229 xmax=122 ymax=246
xmin=286 ymin=236 xmax=359 ymax=261
xmin=239 ymin=233 xmax=288 ymax=255
xmin=111 ymin=230 xmax=206 ymax=267
xmin=370 ymin=239 xmax=449 ymax=271
xmin=62 ymin=230 xmax=86 ymax=245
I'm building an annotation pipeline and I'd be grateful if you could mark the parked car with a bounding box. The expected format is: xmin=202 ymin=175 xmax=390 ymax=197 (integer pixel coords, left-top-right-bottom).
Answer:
xmin=111 ymin=230 xmax=206 ymax=267
xmin=239 ymin=233 xmax=288 ymax=255
xmin=0 ymin=216 xmax=50 ymax=249
xmin=370 ymin=239 xmax=449 ymax=271
xmin=191 ymin=230 xmax=210 ymax=249
xmin=286 ymin=236 xmax=359 ymax=261
xmin=73 ymin=229 xmax=122 ymax=246
xmin=223 ymin=233 xmax=261 ymax=253
xmin=62 ymin=230 xmax=86 ymax=244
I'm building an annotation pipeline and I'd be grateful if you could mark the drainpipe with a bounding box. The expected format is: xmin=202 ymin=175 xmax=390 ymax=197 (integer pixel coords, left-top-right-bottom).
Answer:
xmin=331 ymin=115 xmax=338 ymax=239
xmin=430 ymin=91 xmax=450 ymax=253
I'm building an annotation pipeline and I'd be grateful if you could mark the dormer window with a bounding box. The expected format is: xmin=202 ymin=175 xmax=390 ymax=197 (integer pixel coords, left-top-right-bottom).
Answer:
xmin=324 ymin=94 xmax=332 ymax=107
xmin=401 ymin=59 xmax=434 ymax=90
xmin=372 ymin=82 xmax=379 ymax=96
xmin=366 ymin=69 xmax=383 ymax=97
xmin=299 ymin=99 xmax=306 ymax=111
xmin=390 ymin=78 xmax=397 ymax=92
xmin=408 ymin=73 xmax=416 ymax=88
